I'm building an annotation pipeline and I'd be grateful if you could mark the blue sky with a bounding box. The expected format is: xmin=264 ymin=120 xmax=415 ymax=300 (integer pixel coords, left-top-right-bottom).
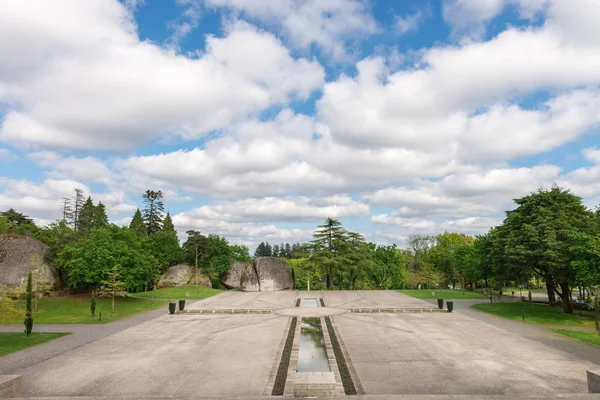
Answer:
xmin=1 ymin=0 xmax=600 ymax=249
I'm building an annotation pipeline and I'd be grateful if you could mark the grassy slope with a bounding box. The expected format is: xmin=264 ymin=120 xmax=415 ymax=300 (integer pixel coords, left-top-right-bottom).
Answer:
xmin=550 ymin=329 xmax=600 ymax=347
xmin=398 ymin=289 xmax=486 ymax=300
xmin=472 ymin=302 xmax=595 ymax=327
xmin=133 ymin=285 xmax=222 ymax=300
xmin=0 ymin=332 xmax=70 ymax=356
xmin=5 ymin=295 xmax=168 ymax=324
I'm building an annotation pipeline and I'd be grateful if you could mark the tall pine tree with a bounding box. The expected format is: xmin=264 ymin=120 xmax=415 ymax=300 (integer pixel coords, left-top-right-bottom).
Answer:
xmin=163 ymin=212 xmax=175 ymax=232
xmin=94 ymin=202 xmax=108 ymax=229
xmin=142 ymin=190 xmax=164 ymax=234
xmin=78 ymin=197 xmax=95 ymax=235
xmin=129 ymin=209 xmax=146 ymax=236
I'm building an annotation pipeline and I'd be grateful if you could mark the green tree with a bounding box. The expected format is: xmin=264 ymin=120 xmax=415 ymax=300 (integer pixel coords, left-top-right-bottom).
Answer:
xmin=24 ymin=270 xmax=33 ymax=337
xmin=310 ymin=218 xmax=349 ymax=290
xmin=365 ymin=244 xmax=404 ymax=290
xmin=149 ymin=230 xmax=182 ymax=274
xmin=57 ymin=225 xmax=157 ymax=290
xmin=78 ymin=196 xmax=96 ymax=235
xmin=502 ymin=187 xmax=593 ymax=313
xmin=1 ymin=208 xmax=38 ymax=236
xmin=183 ymin=230 xmax=210 ymax=288
xmin=206 ymin=234 xmax=233 ymax=276
xmin=129 ymin=209 xmax=146 ymax=236
xmin=163 ymin=212 xmax=175 ymax=232
xmin=569 ymin=232 xmax=600 ymax=289
xmin=90 ymin=290 xmax=96 ymax=317
xmin=97 ymin=265 xmax=128 ymax=314
xmin=230 ymin=244 xmax=251 ymax=261
xmin=35 ymin=220 xmax=76 ymax=263
xmin=141 ymin=190 xmax=164 ymax=234
xmin=429 ymin=232 xmax=474 ymax=287
xmin=94 ymin=202 xmax=108 ymax=229
xmin=0 ymin=215 xmax=12 ymax=234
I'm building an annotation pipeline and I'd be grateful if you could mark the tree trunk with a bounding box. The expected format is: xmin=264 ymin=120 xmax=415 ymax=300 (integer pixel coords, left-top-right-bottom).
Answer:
xmin=559 ymin=282 xmax=573 ymax=314
xmin=545 ymin=274 xmax=557 ymax=306
xmin=111 ymin=293 xmax=115 ymax=314
xmin=327 ymin=266 xmax=333 ymax=290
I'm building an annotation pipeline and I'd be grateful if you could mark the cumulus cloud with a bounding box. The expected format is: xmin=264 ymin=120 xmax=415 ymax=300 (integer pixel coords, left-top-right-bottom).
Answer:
xmin=0 ymin=1 xmax=324 ymax=150
xmin=204 ymin=0 xmax=378 ymax=58
xmin=177 ymin=195 xmax=368 ymax=224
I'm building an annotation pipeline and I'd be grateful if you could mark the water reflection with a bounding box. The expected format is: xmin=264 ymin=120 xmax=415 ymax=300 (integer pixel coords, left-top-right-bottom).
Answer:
xmin=297 ymin=317 xmax=330 ymax=372
xmin=303 ymin=299 xmax=318 ymax=307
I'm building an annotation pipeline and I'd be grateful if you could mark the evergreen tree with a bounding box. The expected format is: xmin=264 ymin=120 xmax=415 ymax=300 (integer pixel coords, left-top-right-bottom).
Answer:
xmin=254 ymin=242 xmax=265 ymax=257
xmin=272 ymin=244 xmax=279 ymax=258
xmin=310 ymin=218 xmax=349 ymax=289
xmin=285 ymin=243 xmax=292 ymax=258
xmin=94 ymin=202 xmax=108 ymax=229
xmin=129 ymin=209 xmax=146 ymax=236
xmin=163 ymin=212 xmax=175 ymax=232
xmin=265 ymin=242 xmax=273 ymax=257
xmin=78 ymin=197 xmax=95 ymax=234
xmin=141 ymin=190 xmax=164 ymax=234
xmin=24 ymin=270 xmax=33 ymax=337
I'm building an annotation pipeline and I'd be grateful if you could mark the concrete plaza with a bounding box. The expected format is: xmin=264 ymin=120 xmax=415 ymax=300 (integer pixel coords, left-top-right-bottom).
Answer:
xmin=2 ymin=290 xmax=599 ymax=397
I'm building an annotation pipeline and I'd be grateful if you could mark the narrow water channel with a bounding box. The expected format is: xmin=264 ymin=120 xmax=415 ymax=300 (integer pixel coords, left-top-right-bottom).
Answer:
xmin=296 ymin=317 xmax=330 ymax=373
xmin=303 ymin=298 xmax=318 ymax=307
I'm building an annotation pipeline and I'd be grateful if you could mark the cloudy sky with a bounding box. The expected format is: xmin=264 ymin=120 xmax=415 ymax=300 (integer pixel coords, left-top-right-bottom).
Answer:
xmin=1 ymin=0 xmax=599 ymax=249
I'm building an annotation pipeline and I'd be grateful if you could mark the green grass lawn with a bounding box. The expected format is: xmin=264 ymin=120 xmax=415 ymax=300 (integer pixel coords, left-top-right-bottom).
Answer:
xmin=398 ymin=289 xmax=486 ymax=300
xmin=472 ymin=302 xmax=596 ymax=327
xmin=4 ymin=295 xmax=168 ymax=324
xmin=0 ymin=332 xmax=70 ymax=356
xmin=550 ymin=329 xmax=600 ymax=347
xmin=133 ymin=285 xmax=222 ymax=300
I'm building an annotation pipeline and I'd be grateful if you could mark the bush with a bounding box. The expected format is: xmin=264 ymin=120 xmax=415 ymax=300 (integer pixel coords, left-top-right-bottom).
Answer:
xmin=24 ymin=270 xmax=33 ymax=337
xmin=90 ymin=291 xmax=96 ymax=317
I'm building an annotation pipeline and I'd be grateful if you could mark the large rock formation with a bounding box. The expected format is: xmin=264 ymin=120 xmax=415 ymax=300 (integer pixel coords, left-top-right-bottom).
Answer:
xmin=222 ymin=260 xmax=250 ymax=289
xmin=221 ymin=257 xmax=293 ymax=292
xmin=0 ymin=234 xmax=57 ymax=290
xmin=157 ymin=264 xmax=211 ymax=288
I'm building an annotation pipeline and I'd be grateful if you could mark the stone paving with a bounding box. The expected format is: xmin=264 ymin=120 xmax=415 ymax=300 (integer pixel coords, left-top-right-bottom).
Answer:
xmin=2 ymin=290 xmax=600 ymax=398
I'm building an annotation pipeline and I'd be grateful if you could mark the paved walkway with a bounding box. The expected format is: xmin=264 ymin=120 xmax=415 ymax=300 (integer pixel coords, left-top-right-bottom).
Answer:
xmin=424 ymin=298 xmax=600 ymax=365
xmin=0 ymin=303 xmax=171 ymax=374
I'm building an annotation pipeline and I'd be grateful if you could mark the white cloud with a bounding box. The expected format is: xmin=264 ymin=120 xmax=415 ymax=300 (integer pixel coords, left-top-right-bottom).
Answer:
xmin=172 ymin=211 xmax=314 ymax=248
xmin=28 ymin=151 xmax=115 ymax=185
xmin=0 ymin=177 xmax=136 ymax=223
xmin=179 ymin=195 xmax=368 ymax=223
xmin=395 ymin=9 xmax=426 ymax=35
xmin=442 ymin=0 xmax=549 ymax=39
xmin=167 ymin=0 xmax=202 ymax=49
xmin=205 ymin=0 xmax=378 ymax=58
xmin=0 ymin=1 xmax=324 ymax=150
xmin=365 ymin=165 xmax=562 ymax=218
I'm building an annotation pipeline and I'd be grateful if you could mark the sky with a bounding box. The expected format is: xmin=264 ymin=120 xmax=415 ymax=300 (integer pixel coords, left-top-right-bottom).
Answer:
xmin=1 ymin=0 xmax=600 ymax=250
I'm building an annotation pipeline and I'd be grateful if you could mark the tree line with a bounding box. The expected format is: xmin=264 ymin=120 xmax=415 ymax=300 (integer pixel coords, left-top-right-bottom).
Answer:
xmin=254 ymin=242 xmax=302 ymax=258
xmin=1 ymin=189 xmax=250 ymax=292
